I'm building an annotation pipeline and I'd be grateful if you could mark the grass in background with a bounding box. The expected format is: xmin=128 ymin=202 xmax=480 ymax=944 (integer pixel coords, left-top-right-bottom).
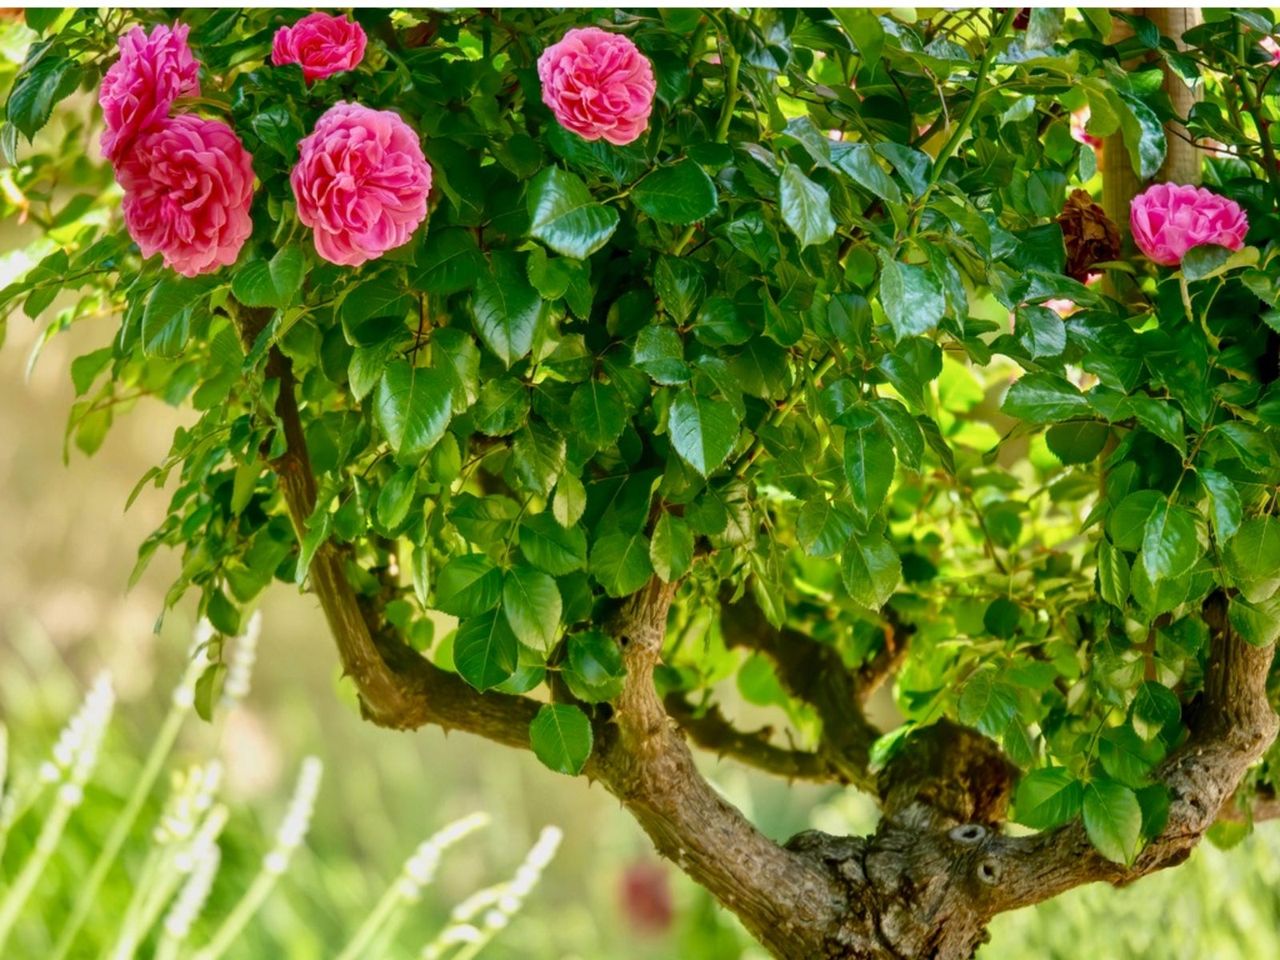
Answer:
xmin=0 ymin=617 xmax=561 ymax=960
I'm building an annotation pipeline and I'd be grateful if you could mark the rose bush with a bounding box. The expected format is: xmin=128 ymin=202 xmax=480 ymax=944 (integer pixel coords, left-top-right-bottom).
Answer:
xmin=3 ymin=9 xmax=1280 ymax=960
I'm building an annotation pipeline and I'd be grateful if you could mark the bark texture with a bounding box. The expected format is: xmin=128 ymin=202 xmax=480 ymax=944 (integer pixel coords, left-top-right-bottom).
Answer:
xmin=233 ymin=308 xmax=1278 ymax=960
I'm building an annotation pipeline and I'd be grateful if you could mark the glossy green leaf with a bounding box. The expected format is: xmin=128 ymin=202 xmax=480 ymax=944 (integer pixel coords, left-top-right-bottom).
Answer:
xmin=590 ymin=531 xmax=654 ymax=598
xmin=668 ymin=390 xmax=739 ymax=477
xmin=1083 ymin=779 xmax=1144 ymax=865
xmin=840 ymin=533 xmax=901 ymax=609
xmin=877 ymin=252 xmax=946 ymax=339
xmin=779 ymin=163 xmax=836 ymax=248
xmin=650 ymin=512 xmax=694 ymax=582
xmin=501 ymin=564 xmax=562 ymax=653
xmin=454 ymin=611 xmax=519 ymax=692
xmin=529 ymin=703 xmax=593 ymax=775
xmin=632 ymin=159 xmax=718 ymax=225
xmin=528 ymin=166 xmax=620 ymax=258
xmin=375 ymin=361 xmax=454 ymax=460
xmin=434 ymin=554 xmax=502 ymax=617
xmin=471 ymin=252 xmax=544 ymax=366
xmin=1014 ymin=767 xmax=1083 ymax=830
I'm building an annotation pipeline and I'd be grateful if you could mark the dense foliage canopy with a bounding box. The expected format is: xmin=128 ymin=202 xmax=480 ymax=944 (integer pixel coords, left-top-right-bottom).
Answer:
xmin=3 ymin=8 xmax=1279 ymax=958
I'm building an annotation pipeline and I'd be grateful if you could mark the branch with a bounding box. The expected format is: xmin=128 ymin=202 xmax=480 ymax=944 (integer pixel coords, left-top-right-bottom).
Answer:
xmin=985 ymin=591 xmax=1278 ymax=914
xmin=591 ymin=578 xmax=843 ymax=960
xmin=719 ymin=589 xmax=885 ymax=790
xmin=664 ymin=693 xmax=834 ymax=781
xmin=233 ymin=306 xmax=541 ymax=745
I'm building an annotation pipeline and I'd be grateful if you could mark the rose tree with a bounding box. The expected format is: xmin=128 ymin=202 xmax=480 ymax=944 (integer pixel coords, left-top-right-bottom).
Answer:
xmin=3 ymin=8 xmax=1280 ymax=959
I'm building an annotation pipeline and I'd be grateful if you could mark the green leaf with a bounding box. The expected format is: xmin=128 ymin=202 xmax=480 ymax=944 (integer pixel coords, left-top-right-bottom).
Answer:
xmin=1117 ymin=92 xmax=1167 ymax=180
xmin=527 ymin=166 xmax=620 ymax=258
xmin=832 ymin=141 xmax=901 ymax=204
xmin=1141 ymin=500 xmax=1201 ymax=582
xmin=983 ymin=597 xmax=1021 ymax=638
xmin=835 ymin=9 xmax=885 ymax=65
xmin=501 ymin=565 xmax=562 ymax=653
xmin=142 ymin=276 xmax=205 ymax=358
xmin=250 ymin=104 xmax=304 ymax=159
xmin=471 ymin=252 xmax=544 ymax=366
xmin=529 ymin=703 xmax=593 ymax=775
xmin=193 ymin=662 xmax=227 ymax=723
xmin=1014 ymin=304 xmax=1066 ymax=359
xmin=433 ymin=554 xmax=502 ymax=617
xmin=634 ymin=324 xmax=688 ymax=384
xmin=454 ymin=611 xmax=519 ymax=692
xmin=1001 ymin=373 xmax=1091 ymax=423
xmin=1229 ymin=594 xmax=1280 ymax=647
xmin=590 ymin=531 xmax=654 ymax=598
xmin=1132 ymin=681 xmax=1180 ymax=741
xmin=668 ymin=390 xmax=740 ymax=477
xmin=6 ymin=57 xmax=81 ymax=141
xmin=1224 ymin=517 xmax=1280 ymax=601
xmin=840 ymin=533 xmax=901 ymax=609
xmin=231 ymin=247 xmax=305 ymax=310
xmin=1109 ymin=490 xmax=1162 ymax=551
xmin=512 ymin=421 xmax=565 ymax=496
xmin=1014 ymin=767 xmax=1083 ymax=830
xmin=564 ymin=630 xmax=625 ymax=703
xmin=1099 ymin=725 xmax=1164 ymax=787
xmin=1199 ymin=468 xmax=1242 ymax=542
xmin=877 ymin=251 xmax=946 ymax=339
xmin=1097 ymin=540 xmax=1131 ymax=609
xmin=1129 ymin=397 xmax=1186 ymax=455
xmin=571 ymin=380 xmax=628 ymax=449
xmin=340 ymin=270 xmax=411 ymax=330
xmin=1046 ymin=421 xmax=1109 ymax=465
xmin=374 ymin=360 xmax=454 ymax=461
xmin=631 ymin=159 xmax=718 ymax=225
xmin=552 ymin=474 xmax=587 ymax=528
xmin=843 ymin=420 xmax=895 ymax=523
xmin=414 ymin=228 xmax=487 ymax=296
xmin=375 ymin=466 xmax=417 ymax=529
xmin=654 ymin=256 xmax=704 ymax=323
xmin=1083 ymin=779 xmax=1143 ymax=865
xmin=650 ymin=512 xmax=694 ymax=582
xmin=957 ymin=667 xmax=1019 ymax=737
xmin=779 ymin=164 xmax=836 ymax=248
xmin=519 ymin=514 xmax=587 ymax=576
xmin=797 ymin=498 xmax=856 ymax=559
xmin=473 ymin=378 xmax=530 ymax=437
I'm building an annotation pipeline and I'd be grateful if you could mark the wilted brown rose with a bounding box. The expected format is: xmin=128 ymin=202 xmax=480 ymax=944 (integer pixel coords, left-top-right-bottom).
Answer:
xmin=1057 ymin=188 xmax=1120 ymax=282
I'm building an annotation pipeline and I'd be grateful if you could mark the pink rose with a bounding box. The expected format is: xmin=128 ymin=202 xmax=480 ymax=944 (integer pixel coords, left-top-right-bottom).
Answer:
xmin=1262 ymin=36 xmax=1280 ymax=65
xmin=290 ymin=102 xmax=432 ymax=267
xmin=537 ymin=26 xmax=655 ymax=146
xmin=272 ymin=12 xmax=367 ymax=84
xmin=1130 ymin=183 xmax=1249 ymax=267
xmin=98 ymin=22 xmax=200 ymax=163
xmin=117 ymin=115 xmax=255 ymax=277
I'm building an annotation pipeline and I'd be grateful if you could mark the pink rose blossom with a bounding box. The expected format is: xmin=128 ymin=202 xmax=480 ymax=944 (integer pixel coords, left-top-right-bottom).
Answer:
xmin=537 ymin=26 xmax=655 ymax=146
xmin=98 ymin=22 xmax=200 ymax=162
xmin=291 ymin=102 xmax=432 ymax=267
xmin=272 ymin=12 xmax=367 ymax=84
xmin=1262 ymin=36 xmax=1280 ymax=65
xmin=117 ymin=115 xmax=255 ymax=277
xmin=1130 ymin=183 xmax=1249 ymax=267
